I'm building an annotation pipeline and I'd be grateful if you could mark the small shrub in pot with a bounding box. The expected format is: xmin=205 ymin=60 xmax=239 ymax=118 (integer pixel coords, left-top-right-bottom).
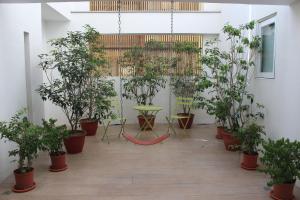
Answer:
xmin=40 ymin=118 xmax=69 ymax=172
xmin=236 ymin=123 xmax=265 ymax=170
xmin=0 ymin=109 xmax=43 ymax=192
xmin=260 ymin=138 xmax=300 ymax=200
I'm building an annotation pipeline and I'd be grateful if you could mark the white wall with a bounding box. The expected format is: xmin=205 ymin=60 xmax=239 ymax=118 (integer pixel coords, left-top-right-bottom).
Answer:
xmin=250 ymin=3 xmax=300 ymax=141
xmin=0 ymin=4 xmax=44 ymax=182
xmin=52 ymin=12 xmax=221 ymax=34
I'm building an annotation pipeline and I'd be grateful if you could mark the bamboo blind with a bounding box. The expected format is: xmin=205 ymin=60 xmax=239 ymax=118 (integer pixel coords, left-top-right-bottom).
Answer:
xmin=90 ymin=1 xmax=203 ymax=12
xmin=95 ymin=34 xmax=203 ymax=76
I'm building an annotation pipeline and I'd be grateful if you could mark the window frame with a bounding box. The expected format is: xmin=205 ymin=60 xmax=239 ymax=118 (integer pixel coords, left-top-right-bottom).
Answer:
xmin=256 ymin=14 xmax=277 ymax=79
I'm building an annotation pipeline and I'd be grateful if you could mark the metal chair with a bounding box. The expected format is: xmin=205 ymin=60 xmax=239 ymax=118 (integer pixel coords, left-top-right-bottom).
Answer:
xmin=101 ymin=97 xmax=127 ymax=144
xmin=166 ymin=97 xmax=194 ymax=135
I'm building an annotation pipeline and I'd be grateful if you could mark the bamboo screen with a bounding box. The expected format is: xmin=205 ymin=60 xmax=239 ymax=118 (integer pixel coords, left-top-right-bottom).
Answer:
xmin=95 ymin=34 xmax=203 ymax=76
xmin=90 ymin=1 xmax=203 ymax=12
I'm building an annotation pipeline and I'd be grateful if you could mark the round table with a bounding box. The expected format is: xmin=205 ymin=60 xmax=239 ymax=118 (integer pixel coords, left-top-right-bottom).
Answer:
xmin=133 ymin=105 xmax=163 ymax=138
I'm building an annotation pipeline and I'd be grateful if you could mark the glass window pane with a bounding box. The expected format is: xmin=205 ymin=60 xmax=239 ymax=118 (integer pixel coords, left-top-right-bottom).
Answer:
xmin=261 ymin=23 xmax=275 ymax=73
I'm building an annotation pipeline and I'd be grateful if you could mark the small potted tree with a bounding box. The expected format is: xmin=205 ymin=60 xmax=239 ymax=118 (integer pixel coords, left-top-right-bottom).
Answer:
xmin=121 ymin=47 xmax=167 ymax=130
xmin=170 ymin=68 xmax=197 ymax=129
xmin=205 ymin=98 xmax=229 ymax=139
xmin=199 ymin=21 xmax=262 ymax=150
xmin=40 ymin=118 xmax=69 ymax=172
xmin=82 ymin=76 xmax=117 ymax=136
xmin=0 ymin=110 xmax=42 ymax=193
xmin=37 ymin=25 xmax=99 ymax=154
xmin=79 ymin=33 xmax=112 ymax=136
xmin=260 ymin=138 xmax=300 ymax=200
xmin=170 ymin=42 xmax=201 ymax=129
xmin=236 ymin=123 xmax=265 ymax=170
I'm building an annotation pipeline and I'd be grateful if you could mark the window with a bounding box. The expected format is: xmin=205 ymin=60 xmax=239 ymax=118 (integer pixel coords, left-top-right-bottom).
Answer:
xmin=256 ymin=15 xmax=276 ymax=79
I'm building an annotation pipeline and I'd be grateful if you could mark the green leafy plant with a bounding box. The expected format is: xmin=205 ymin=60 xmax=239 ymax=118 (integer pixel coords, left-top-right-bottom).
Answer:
xmin=260 ymin=138 xmax=300 ymax=186
xmin=40 ymin=118 xmax=69 ymax=155
xmin=37 ymin=25 xmax=101 ymax=131
xmin=85 ymin=78 xmax=117 ymax=122
xmin=121 ymin=47 xmax=168 ymax=106
xmin=198 ymin=21 xmax=263 ymax=131
xmin=0 ymin=109 xmax=43 ymax=173
xmin=170 ymin=41 xmax=201 ymax=114
xmin=170 ymin=68 xmax=199 ymax=114
xmin=236 ymin=123 xmax=265 ymax=154
xmin=205 ymin=97 xmax=231 ymax=127
xmin=145 ymin=40 xmax=165 ymax=50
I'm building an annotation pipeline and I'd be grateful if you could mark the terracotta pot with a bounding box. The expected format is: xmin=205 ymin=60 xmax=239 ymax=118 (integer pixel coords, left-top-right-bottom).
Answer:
xmin=80 ymin=118 xmax=98 ymax=136
xmin=177 ymin=113 xmax=195 ymax=129
xmin=138 ymin=115 xmax=156 ymax=131
xmin=13 ymin=168 xmax=35 ymax=192
xmin=64 ymin=130 xmax=86 ymax=154
xmin=222 ymin=130 xmax=241 ymax=151
xmin=216 ymin=126 xmax=224 ymax=139
xmin=241 ymin=152 xmax=258 ymax=170
xmin=49 ymin=152 xmax=67 ymax=172
xmin=271 ymin=182 xmax=295 ymax=200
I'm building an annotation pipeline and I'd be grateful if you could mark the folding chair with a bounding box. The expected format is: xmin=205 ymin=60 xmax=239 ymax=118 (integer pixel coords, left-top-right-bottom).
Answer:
xmin=166 ymin=97 xmax=194 ymax=135
xmin=101 ymin=97 xmax=126 ymax=144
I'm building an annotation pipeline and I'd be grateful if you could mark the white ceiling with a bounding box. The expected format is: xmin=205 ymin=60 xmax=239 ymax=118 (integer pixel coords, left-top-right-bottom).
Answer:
xmin=41 ymin=3 xmax=69 ymax=21
xmin=0 ymin=0 xmax=298 ymax=5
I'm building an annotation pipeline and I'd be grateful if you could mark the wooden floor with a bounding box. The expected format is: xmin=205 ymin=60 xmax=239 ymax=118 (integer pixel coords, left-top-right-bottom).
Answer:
xmin=0 ymin=124 xmax=299 ymax=200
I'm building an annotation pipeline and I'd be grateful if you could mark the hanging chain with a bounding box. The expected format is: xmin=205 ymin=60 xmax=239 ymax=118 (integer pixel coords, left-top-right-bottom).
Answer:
xmin=118 ymin=0 xmax=121 ymax=35
xmin=171 ymin=0 xmax=174 ymax=36
xmin=117 ymin=0 xmax=124 ymax=120
xmin=169 ymin=0 xmax=174 ymax=118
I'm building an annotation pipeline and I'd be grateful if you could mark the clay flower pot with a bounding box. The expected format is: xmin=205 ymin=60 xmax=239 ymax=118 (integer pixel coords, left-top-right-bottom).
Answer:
xmin=13 ymin=168 xmax=35 ymax=193
xmin=64 ymin=130 xmax=86 ymax=154
xmin=80 ymin=118 xmax=98 ymax=136
xmin=222 ymin=130 xmax=241 ymax=151
xmin=138 ymin=115 xmax=155 ymax=131
xmin=177 ymin=113 xmax=195 ymax=129
xmin=216 ymin=126 xmax=224 ymax=139
xmin=241 ymin=152 xmax=258 ymax=170
xmin=271 ymin=182 xmax=295 ymax=200
xmin=49 ymin=152 xmax=68 ymax=172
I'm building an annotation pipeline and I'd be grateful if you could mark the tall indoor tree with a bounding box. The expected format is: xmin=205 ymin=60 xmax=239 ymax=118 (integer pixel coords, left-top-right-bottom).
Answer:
xmin=37 ymin=25 xmax=103 ymax=154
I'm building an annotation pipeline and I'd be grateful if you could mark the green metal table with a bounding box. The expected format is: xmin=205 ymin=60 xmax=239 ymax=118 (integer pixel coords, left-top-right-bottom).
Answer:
xmin=133 ymin=105 xmax=163 ymax=138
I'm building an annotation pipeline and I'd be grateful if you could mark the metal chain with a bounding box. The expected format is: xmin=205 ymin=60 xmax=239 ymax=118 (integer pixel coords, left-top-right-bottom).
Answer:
xmin=169 ymin=0 xmax=174 ymax=118
xmin=118 ymin=0 xmax=124 ymax=120
xmin=171 ymin=0 xmax=174 ymax=36
xmin=118 ymin=0 xmax=121 ymax=35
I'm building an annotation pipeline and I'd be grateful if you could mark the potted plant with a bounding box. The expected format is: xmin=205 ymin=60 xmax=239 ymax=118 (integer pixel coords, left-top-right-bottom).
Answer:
xmin=0 ymin=110 xmax=42 ymax=193
xmin=205 ymin=98 xmax=230 ymax=139
xmin=236 ymin=123 xmax=265 ymax=170
xmin=260 ymin=138 xmax=300 ymax=200
xmin=171 ymin=42 xmax=201 ymax=129
xmin=82 ymin=77 xmax=117 ymax=135
xmin=121 ymin=47 xmax=168 ymax=130
xmin=40 ymin=118 xmax=69 ymax=172
xmin=170 ymin=69 xmax=198 ymax=129
xmin=81 ymin=76 xmax=117 ymax=136
xmin=199 ymin=21 xmax=262 ymax=150
xmin=37 ymin=25 xmax=99 ymax=154
xmin=79 ymin=33 xmax=112 ymax=136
